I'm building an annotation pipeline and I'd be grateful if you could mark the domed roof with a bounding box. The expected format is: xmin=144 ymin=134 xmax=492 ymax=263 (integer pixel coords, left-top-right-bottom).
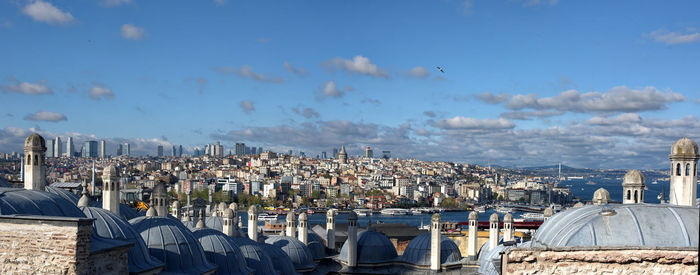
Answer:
xmin=81 ymin=206 xmax=164 ymax=274
xmin=0 ymin=188 xmax=85 ymax=217
xmin=286 ymin=212 xmax=296 ymax=222
xmin=401 ymin=233 xmax=462 ymax=266
xmin=339 ymin=230 xmax=398 ymax=264
xmin=230 ymin=237 xmax=279 ymax=275
xmin=24 ymin=133 xmax=46 ymax=149
xmin=478 ymin=240 xmax=508 ymax=275
xmin=45 ymin=186 xmax=79 ymax=205
xmin=261 ymin=243 xmax=299 ymax=275
xmin=543 ymin=207 xmax=554 ymax=217
xmin=205 ymin=216 xmax=224 ymax=231
xmin=489 ymin=213 xmax=499 ymax=223
xmin=307 ymin=232 xmax=327 ymax=260
xmin=468 ymin=211 xmax=477 ymax=220
xmin=593 ymin=188 xmax=610 ymax=205
xmin=129 ymin=215 xmax=217 ymax=274
xmin=217 ymin=202 xmax=227 ymax=212
xmin=264 ymin=236 xmax=316 ymax=270
xmin=89 ymin=200 xmax=141 ymax=220
xmin=229 ymin=202 xmax=238 ymax=211
xmin=504 ymin=213 xmax=513 ymax=223
xmin=622 ymin=170 xmax=644 ymax=186
xmin=193 ymin=228 xmax=253 ymax=275
xmin=670 ymin=137 xmax=698 ymax=157
xmin=298 ymin=212 xmax=308 ymax=221
xmin=102 ymin=165 xmax=118 ymax=178
xmin=530 ymin=204 xmax=699 ymax=248
xmin=223 ymin=208 xmax=234 ymax=218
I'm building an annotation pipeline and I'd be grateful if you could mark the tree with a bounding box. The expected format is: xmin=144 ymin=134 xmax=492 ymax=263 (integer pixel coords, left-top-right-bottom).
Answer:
xmin=311 ymin=191 xmax=320 ymax=199
xmin=440 ymin=197 xmax=458 ymax=208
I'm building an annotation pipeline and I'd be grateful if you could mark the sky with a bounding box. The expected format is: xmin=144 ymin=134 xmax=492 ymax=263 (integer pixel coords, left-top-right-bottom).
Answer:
xmin=0 ymin=0 xmax=699 ymax=169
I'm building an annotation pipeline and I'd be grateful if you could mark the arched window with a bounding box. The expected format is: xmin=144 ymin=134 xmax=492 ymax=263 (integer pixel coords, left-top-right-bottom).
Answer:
xmin=634 ymin=190 xmax=638 ymax=203
xmin=686 ymin=163 xmax=691 ymax=176
xmin=27 ymin=155 xmax=31 ymax=165
xmin=104 ymin=183 xmax=108 ymax=191
xmin=627 ymin=190 xmax=631 ymax=200
xmin=676 ymin=163 xmax=681 ymax=176
xmin=34 ymin=154 xmax=38 ymax=165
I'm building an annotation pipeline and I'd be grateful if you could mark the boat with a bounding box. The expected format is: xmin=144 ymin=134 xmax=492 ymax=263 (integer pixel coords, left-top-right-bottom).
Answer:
xmin=306 ymin=209 xmax=314 ymax=215
xmin=475 ymin=206 xmax=487 ymax=213
xmin=519 ymin=212 xmax=545 ymax=221
xmin=585 ymin=181 xmax=596 ymax=185
xmin=258 ymin=213 xmax=278 ymax=221
xmin=411 ymin=209 xmax=423 ymax=215
xmin=495 ymin=207 xmax=513 ymax=214
xmin=652 ymin=180 xmax=658 ymax=185
xmin=380 ymin=208 xmax=410 ymax=216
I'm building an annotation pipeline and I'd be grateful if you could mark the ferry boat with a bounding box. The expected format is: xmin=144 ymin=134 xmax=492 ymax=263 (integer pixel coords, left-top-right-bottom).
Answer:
xmin=411 ymin=209 xmax=423 ymax=215
xmin=258 ymin=213 xmax=278 ymax=221
xmin=353 ymin=209 xmax=372 ymax=216
xmin=475 ymin=206 xmax=487 ymax=213
xmin=495 ymin=207 xmax=513 ymax=214
xmin=652 ymin=180 xmax=658 ymax=185
xmin=380 ymin=208 xmax=410 ymax=216
xmin=519 ymin=212 xmax=545 ymax=221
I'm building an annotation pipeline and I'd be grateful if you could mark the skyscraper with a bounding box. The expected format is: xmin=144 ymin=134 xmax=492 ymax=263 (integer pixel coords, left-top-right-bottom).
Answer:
xmin=66 ymin=137 xmax=73 ymax=157
xmin=365 ymin=146 xmax=373 ymax=158
xmin=99 ymin=140 xmax=106 ymax=159
xmin=321 ymin=151 xmax=327 ymax=159
xmin=178 ymin=145 xmax=183 ymax=157
xmin=116 ymin=144 xmax=123 ymax=156
xmin=83 ymin=141 xmax=98 ymax=158
xmin=46 ymin=139 xmax=55 ymax=158
xmin=172 ymin=146 xmax=176 ymax=157
xmin=332 ymin=148 xmax=339 ymax=159
xmin=123 ymin=143 xmax=130 ymax=156
xmin=251 ymin=147 xmax=257 ymax=155
xmin=382 ymin=150 xmax=391 ymax=160
xmin=235 ymin=143 xmax=245 ymax=155
xmin=55 ymin=137 xmax=62 ymax=158
xmin=157 ymin=145 xmax=163 ymax=157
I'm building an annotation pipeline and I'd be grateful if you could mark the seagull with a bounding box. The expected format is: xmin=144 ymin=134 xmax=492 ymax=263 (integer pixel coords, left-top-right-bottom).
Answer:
xmin=436 ymin=66 xmax=445 ymax=73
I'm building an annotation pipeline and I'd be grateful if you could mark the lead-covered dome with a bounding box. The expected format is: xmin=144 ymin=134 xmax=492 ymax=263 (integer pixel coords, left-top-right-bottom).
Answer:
xmin=81 ymin=206 xmax=164 ymax=274
xmin=670 ymin=137 xmax=698 ymax=157
xmin=265 ymin=236 xmax=316 ymax=270
xmin=45 ymin=186 xmax=80 ymax=205
xmin=401 ymin=233 xmax=462 ymax=266
xmin=261 ymin=243 xmax=298 ymax=275
xmin=622 ymin=170 xmax=644 ymax=187
xmin=339 ymin=230 xmax=398 ymax=264
xmin=307 ymin=232 xmax=327 ymax=260
xmin=89 ymin=200 xmax=141 ymax=220
xmin=230 ymin=237 xmax=278 ymax=275
xmin=0 ymin=188 xmax=84 ymax=217
xmin=193 ymin=228 xmax=253 ymax=275
xmin=129 ymin=215 xmax=217 ymax=274
xmin=530 ymin=204 xmax=699 ymax=248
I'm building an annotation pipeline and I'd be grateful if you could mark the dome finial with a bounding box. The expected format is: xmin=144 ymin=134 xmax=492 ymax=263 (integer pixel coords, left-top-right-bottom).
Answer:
xmin=77 ymin=180 xmax=90 ymax=207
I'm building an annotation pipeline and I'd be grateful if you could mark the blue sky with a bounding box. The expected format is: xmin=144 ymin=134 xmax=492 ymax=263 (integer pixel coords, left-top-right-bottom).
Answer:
xmin=1 ymin=0 xmax=699 ymax=169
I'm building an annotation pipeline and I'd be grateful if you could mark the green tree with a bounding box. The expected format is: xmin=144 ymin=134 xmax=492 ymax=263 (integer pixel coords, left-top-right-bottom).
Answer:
xmin=440 ymin=197 xmax=457 ymax=208
xmin=311 ymin=191 xmax=320 ymax=199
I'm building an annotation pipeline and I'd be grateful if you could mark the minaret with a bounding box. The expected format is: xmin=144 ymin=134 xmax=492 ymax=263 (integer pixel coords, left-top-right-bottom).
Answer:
xmin=503 ymin=213 xmax=514 ymax=242
xmin=347 ymin=211 xmax=358 ymax=268
xmin=102 ymin=164 xmax=119 ymax=215
xmin=338 ymin=145 xmax=347 ymax=164
xmin=152 ymin=183 xmax=168 ymax=217
xmin=467 ymin=211 xmax=478 ymax=259
xmin=430 ymin=213 xmax=441 ymax=271
xmin=543 ymin=207 xmax=553 ymax=221
xmin=196 ymin=209 xmax=206 ymax=229
xmin=91 ymin=160 xmax=95 ymax=196
xmin=622 ymin=170 xmax=645 ymax=204
xmin=248 ymin=205 xmax=259 ymax=242
xmin=298 ymin=212 xmax=308 ymax=244
xmin=23 ymin=133 xmax=46 ymax=191
xmin=223 ymin=208 xmax=234 ymax=237
xmin=326 ymin=209 xmax=336 ymax=250
xmin=489 ymin=213 xmax=499 ymax=251
xmin=172 ymin=201 xmax=180 ymax=219
xmin=669 ymin=137 xmax=698 ymax=206
xmin=286 ymin=211 xmax=297 ymax=238
xmin=593 ymin=188 xmax=610 ymax=205
xmin=229 ymin=202 xmax=239 ymax=229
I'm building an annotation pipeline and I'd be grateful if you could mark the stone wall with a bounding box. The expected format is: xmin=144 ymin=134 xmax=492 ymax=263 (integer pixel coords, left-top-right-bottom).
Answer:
xmin=503 ymin=247 xmax=698 ymax=275
xmin=88 ymin=245 xmax=130 ymax=275
xmin=0 ymin=215 xmax=93 ymax=275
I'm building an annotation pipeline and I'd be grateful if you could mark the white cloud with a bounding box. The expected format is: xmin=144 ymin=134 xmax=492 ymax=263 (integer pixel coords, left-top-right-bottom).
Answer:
xmin=213 ymin=65 xmax=283 ymax=83
xmin=499 ymin=110 xmax=563 ymax=120
xmin=435 ymin=117 xmax=515 ymax=130
xmin=22 ymin=1 xmax=75 ymax=25
xmin=24 ymin=111 xmax=67 ymax=122
xmin=586 ymin=113 xmax=643 ymax=126
xmin=292 ymin=107 xmax=320 ymax=119
xmin=645 ymin=28 xmax=700 ymax=45
xmin=506 ymin=86 xmax=684 ymax=113
xmin=88 ymin=84 xmax=115 ymax=100
xmin=101 ymin=0 xmax=132 ymax=7
xmin=121 ymin=24 xmax=145 ymax=40
xmin=240 ymin=101 xmax=255 ymax=114
xmin=407 ymin=66 xmax=429 ymax=78
xmin=323 ymin=55 xmax=389 ymax=78
xmin=475 ymin=91 xmax=510 ymax=104
xmin=2 ymin=78 xmax=52 ymax=95
xmin=283 ymin=61 xmax=308 ymax=77
xmin=318 ymin=81 xmax=353 ymax=99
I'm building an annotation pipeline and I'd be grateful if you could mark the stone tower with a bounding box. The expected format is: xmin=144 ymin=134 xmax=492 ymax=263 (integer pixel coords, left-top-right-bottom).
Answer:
xmin=248 ymin=205 xmax=259 ymax=242
xmin=347 ymin=211 xmax=358 ymax=268
xmin=23 ymin=133 xmax=46 ymax=191
xmin=326 ymin=209 xmax=336 ymax=250
xmin=503 ymin=213 xmax=514 ymax=242
xmin=430 ymin=213 xmax=441 ymax=271
xmin=622 ymin=170 xmax=645 ymax=204
xmin=298 ymin=212 xmax=308 ymax=245
xmin=489 ymin=213 xmax=499 ymax=252
xmin=286 ymin=211 xmax=297 ymax=238
xmin=102 ymin=164 xmax=119 ymax=215
xmin=669 ymin=137 xmax=698 ymax=206
xmin=223 ymin=208 xmax=234 ymax=237
xmin=338 ymin=145 xmax=347 ymax=164
xmin=151 ymin=183 xmax=167 ymax=217
xmin=467 ymin=211 xmax=478 ymax=259
xmin=229 ymin=202 xmax=239 ymax=229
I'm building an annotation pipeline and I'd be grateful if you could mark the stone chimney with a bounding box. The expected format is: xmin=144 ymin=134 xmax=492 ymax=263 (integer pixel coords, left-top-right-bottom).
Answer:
xmin=286 ymin=211 xmax=297 ymax=238
xmin=430 ymin=213 xmax=441 ymax=271
xmin=347 ymin=211 xmax=358 ymax=267
xmin=102 ymin=165 xmax=119 ymax=215
xmin=467 ymin=211 xmax=478 ymax=259
xmin=298 ymin=212 xmax=308 ymax=245
xmin=326 ymin=209 xmax=336 ymax=250
xmin=248 ymin=205 xmax=259 ymax=242
xmin=503 ymin=213 xmax=514 ymax=242
xmin=489 ymin=213 xmax=499 ymax=252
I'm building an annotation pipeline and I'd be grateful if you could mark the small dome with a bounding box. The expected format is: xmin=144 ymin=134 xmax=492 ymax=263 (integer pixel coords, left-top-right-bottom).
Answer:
xmin=286 ymin=211 xmax=296 ymax=222
xmin=307 ymin=232 xmax=327 ymax=260
xmin=0 ymin=188 xmax=84 ymax=217
xmin=230 ymin=237 xmax=279 ymax=275
xmin=223 ymin=208 xmax=234 ymax=218
xmin=24 ymin=133 xmax=46 ymax=149
xmin=193 ymin=228 xmax=253 ymax=275
xmin=81 ymin=206 xmax=164 ymax=274
xmin=261 ymin=243 xmax=299 ymax=275
xmin=248 ymin=205 xmax=258 ymax=215
xmin=543 ymin=207 xmax=554 ymax=217
xmin=265 ymin=236 xmax=316 ymax=270
xmin=129 ymin=216 xmax=216 ymax=274
xmin=218 ymin=202 xmax=227 ymax=212
xmin=622 ymin=170 xmax=645 ymax=186
xmin=489 ymin=213 xmax=499 ymax=223
xmin=573 ymin=202 xmax=585 ymax=208
xmin=229 ymin=202 xmax=238 ymax=211
xmin=299 ymin=212 xmax=308 ymax=221
xmin=504 ymin=213 xmax=513 ymax=223
xmin=401 ymin=233 xmax=462 ymax=266
xmin=670 ymin=137 xmax=698 ymax=157
xmin=593 ymin=188 xmax=610 ymax=205
xmin=102 ymin=165 xmax=118 ymax=179
xmin=432 ymin=213 xmax=441 ymax=222
xmin=339 ymin=230 xmax=398 ymax=264
xmin=469 ymin=211 xmax=478 ymax=220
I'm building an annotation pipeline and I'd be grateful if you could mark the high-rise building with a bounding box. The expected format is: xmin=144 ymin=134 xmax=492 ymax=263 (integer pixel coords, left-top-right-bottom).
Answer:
xmin=365 ymin=146 xmax=373 ymax=158
xmin=178 ymin=145 xmax=183 ymax=157
xmin=116 ymin=144 xmax=123 ymax=156
xmin=172 ymin=145 xmax=176 ymax=157
xmin=46 ymin=139 xmax=55 ymax=158
xmin=55 ymin=137 xmax=62 ymax=158
xmin=214 ymin=141 xmax=223 ymax=157
xmin=66 ymin=137 xmax=74 ymax=157
xmin=123 ymin=143 xmax=130 ymax=156
xmin=235 ymin=143 xmax=245 ymax=155
xmin=321 ymin=151 xmax=327 ymax=159
xmin=251 ymin=147 xmax=257 ymax=155
xmin=258 ymin=147 xmax=263 ymax=154
xmin=288 ymin=150 xmax=293 ymax=156
xmin=83 ymin=141 xmax=98 ymax=158
xmin=245 ymin=146 xmax=251 ymax=155
xmin=382 ymin=150 xmax=391 ymax=160
xmin=332 ymin=148 xmax=339 ymax=159
xmin=157 ymin=145 xmax=163 ymax=157
xmin=99 ymin=140 xmax=106 ymax=159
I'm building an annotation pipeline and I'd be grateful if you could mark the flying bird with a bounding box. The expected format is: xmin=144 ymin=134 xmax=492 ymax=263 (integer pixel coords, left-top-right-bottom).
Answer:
xmin=436 ymin=66 xmax=445 ymax=73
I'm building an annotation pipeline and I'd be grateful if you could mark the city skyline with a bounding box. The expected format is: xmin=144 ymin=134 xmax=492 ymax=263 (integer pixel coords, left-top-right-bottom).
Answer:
xmin=1 ymin=0 xmax=699 ymax=169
